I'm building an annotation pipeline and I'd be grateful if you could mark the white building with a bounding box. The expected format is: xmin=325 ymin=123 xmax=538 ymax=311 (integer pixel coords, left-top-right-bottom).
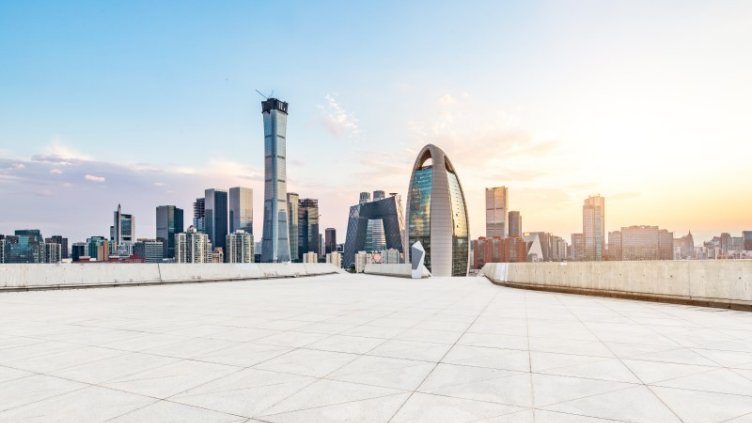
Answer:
xmin=326 ymin=251 xmax=342 ymax=268
xmin=175 ymin=227 xmax=211 ymax=263
xmin=226 ymin=230 xmax=254 ymax=263
xmin=303 ymin=251 xmax=318 ymax=264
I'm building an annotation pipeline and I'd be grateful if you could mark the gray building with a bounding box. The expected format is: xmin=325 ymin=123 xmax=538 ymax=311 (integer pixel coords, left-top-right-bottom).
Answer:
xmin=229 ymin=187 xmax=253 ymax=234
xmin=406 ymin=145 xmax=470 ymax=276
xmin=344 ymin=192 xmax=406 ymax=269
xmin=298 ymin=198 xmax=320 ymax=259
xmin=133 ymin=239 xmax=164 ymax=263
xmin=111 ymin=204 xmax=135 ymax=244
xmin=287 ymin=192 xmax=300 ymax=261
xmin=156 ymin=205 xmax=184 ymax=259
xmin=227 ymin=230 xmax=254 ymax=263
xmin=583 ymin=195 xmax=605 ymax=261
xmin=325 ymin=228 xmax=337 ymax=254
xmin=45 ymin=235 xmax=68 ymax=259
xmin=193 ymin=198 xmax=205 ymax=232
xmin=205 ymin=189 xmax=228 ymax=254
xmin=261 ymin=98 xmax=292 ymax=263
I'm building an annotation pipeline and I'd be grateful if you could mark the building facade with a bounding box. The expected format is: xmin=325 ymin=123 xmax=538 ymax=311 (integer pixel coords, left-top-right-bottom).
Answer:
xmin=193 ymin=198 xmax=206 ymax=232
xmin=508 ymin=211 xmax=522 ymax=238
xmin=133 ymin=239 xmax=164 ymax=263
xmin=485 ymin=186 xmax=508 ymax=238
xmin=205 ymin=189 xmax=228 ymax=255
xmin=226 ymin=230 xmax=254 ymax=263
xmin=302 ymin=251 xmax=318 ymax=263
xmin=608 ymin=225 xmax=674 ymax=261
xmin=156 ymin=205 xmax=184 ymax=260
xmin=298 ymin=198 xmax=319 ymax=259
xmin=326 ymin=251 xmax=342 ymax=268
xmin=582 ymin=195 xmax=605 ymax=261
xmin=175 ymin=227 xmax=211 ymax=263
xmin=45 ymin=235 xmax=68 ymax=259
xmin=261 ymin=98 xmax=292 ymax=263
xmin=325 ymin=228 xmax=337 ymax=254
xmin=343 ymin=192 xmax=406 ymax=269
xmin=229 ymin=187 xmax=253 ymax=234
xmin=471 ymin=236 xmax=527 ymax=269
xmin=287 ymin=192 xmax=299 ymax=262
xmin=406 ymin=144 xmax=470 ymax=276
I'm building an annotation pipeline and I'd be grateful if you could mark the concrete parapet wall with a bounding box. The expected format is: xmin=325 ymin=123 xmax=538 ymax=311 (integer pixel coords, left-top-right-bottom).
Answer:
xmin=0 ymin=263 xmax=342 ymax=291
xmin=479 ymin=261 xmax=752 ymax=309
xmin=364 ymin=263 xmax=431 ymax=278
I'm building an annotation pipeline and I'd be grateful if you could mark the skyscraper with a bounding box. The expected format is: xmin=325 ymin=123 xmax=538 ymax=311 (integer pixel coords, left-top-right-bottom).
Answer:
xmin=325 ymin=228 xmax=337 ymax=254
xmin=229 ymin=187 xmax=253 ymax=234
xmin=175 ymin=227 xmax=211 ymax=263
xmin=368 ymin=190 xmax=387 ymax=251
xmin=406 ymin=144 xmax=470 ymax=276
xmin=193 ymin=198 xmax=205 ymax=231
xmin=343 ymin=192 xmax=406 ymax=268
xmin=204 ymin=189 xmax=228 ymax=254
xmin=45 ymin=235 xmax=68 ymax=259
xmin=261 ymin=98 xmax=291 ymax=263
xmin=287 ymin=192 xmax=299 ymax=261
xmin=485 ymin=186 xmax=508 ymax=238
xmin=112 ymin=204 xmax=135 ymax=245
xmin=156 ymin=205 xmax=184 ymax=259
xmin=508 ymin=211 xmax=522 ymax=238
xmin=226 ymin=230 xmax=254 ymax=263
xmin=298 ymin=198 xmax=319 ymax=258
xmin=583 ymin=195 xmax=605 ymax=261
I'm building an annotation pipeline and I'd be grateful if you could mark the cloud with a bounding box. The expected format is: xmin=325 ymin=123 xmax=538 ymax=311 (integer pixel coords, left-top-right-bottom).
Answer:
xmin=49 ymin=168 xmax=63 ymax=175
xmin=32 ymin=139 xmax=92 ymax=165
xmin=84 ymin=174 xmax=106 ymax=183
xmin=610 ymin=191 xmax=641 ymax=201
xmin=319 ymin=94 xmax=359 ymax=137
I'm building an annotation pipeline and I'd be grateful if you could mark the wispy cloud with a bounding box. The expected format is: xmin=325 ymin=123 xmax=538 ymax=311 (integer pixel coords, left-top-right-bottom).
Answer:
xmin=84 ymin=174 xmax=106 ymax=183
xmin=319 ymin=94 xmax=359 ymax=137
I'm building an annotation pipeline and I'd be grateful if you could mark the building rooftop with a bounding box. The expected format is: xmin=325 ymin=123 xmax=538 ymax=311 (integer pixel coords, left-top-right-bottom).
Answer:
xmin=0 ymin=274 xmax=751 ymax=422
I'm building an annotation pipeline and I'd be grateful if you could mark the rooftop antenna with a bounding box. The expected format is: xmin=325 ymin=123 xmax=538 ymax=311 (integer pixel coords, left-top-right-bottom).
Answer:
xmin=255 ymin=89 xmax=275 ymax=100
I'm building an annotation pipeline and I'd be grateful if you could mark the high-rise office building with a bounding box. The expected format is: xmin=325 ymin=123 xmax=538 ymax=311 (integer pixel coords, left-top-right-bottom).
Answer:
xmin=43 ymin=242 xmax=61 ymax=263
xmin=0 ymin=235 xmax=5 ymax=264
xmin=508 ymin=211 xmax=522 ymax=238
xmin=485 ymin=186 xmax=508 ymax=238
xmin=743 ymin=231 xmax=752 ymax=251
xmin=287 ymin=192 xmax=300 ymax=261
xmin=298 ymin=198 xmax=319 ymax=258
xmin=608 ymin=225 xmax=673 ymax=261
xmin=86 ymin=236 xmax=109 ymax=262
xmin=261 ymin=98 xmax=291 ymax=263
xmin=112 ymin=204 xmax=135 ymax=244
xmin=325 ymin=228 xmax=337 ymax=254
xmin=582 ymin=195 xmax=605 ymax=261
xmin=343 ymin=192 xmax=406 ymax=268
xmin=8 ymin=230 xmax=44 ymax=263
xmin=193 ymin=198 xmax=206 ymax=231
xmin=406 ymin=144 xmax=470 ymax=276
xmin=369 ymin=190 xmax=387 ymax=251
xmin=674 ymin=231 xmax=695 ymax=259
xmin=571 ymin=233 xmax=585 ymax=261
xmin=229 ymin=187 xmax=253 ymax=234
xmin=45 ymin=235 xmax=68 ymax=259
xmin=71 ymin=242 xmax=86 ymax=261
xmin=133 ymin=239 xmax=164 ymax=263
xmin=156 ymin=205 xmax=184 ymax=260
xmin=226 ymin=230 xmax=254 ymax=263
xmin=175 ymin=227 xmax=211 ymax=263
xmin=205 ymin=189 xmax=228 ymax=255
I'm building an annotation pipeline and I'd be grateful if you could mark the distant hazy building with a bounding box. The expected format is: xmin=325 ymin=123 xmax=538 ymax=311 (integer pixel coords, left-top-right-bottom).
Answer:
xmin=86 ymin=236 xmax=110 ymax=262
xmin=193 ymin=198 xmax=206 ymax=231
xmin=485 ymin=186 xmax=508 ymax=238
xmin=287 ymin=193 xmax=300 ymax=261
xmin=43 ymin=242 xmax=61 ymax=263
xmin=133 ymin=239 xmax=164 ymax=263
xmin=383 ymin=248 xmax=401 ymax=264
xmin=229 ymin=187 xmax=253 ymax=234
xmin=7 ymin=230 xmax=45 ymax=263
xmin=508 ymin=211 xmax=522 ymax=238
xmin=261 ymin=98 xmax=292 ymax=263
xmin=343 ymin=192 xmax=405 ymax=268
xmin=571 ymin=233 xmax=585 ymax=261
xmin=211 ymin=247 xmax=224 ymax=264
xmin=406 ymin=144 xmax=470 ymax=276
xmin=226 ymin=230 xmax=254 ymax=263
xmin=0 ymin=235 xmax=5 ymax=264
xmin=111 ymin=204 xmax=135 ymax=244
xmin=298 ymin=198 xmax=320 ymax=258
xmin=674 ymin=231 xmax=695 ymax=259
xmin=744 ymin=231 xmax=752 ymax=251
xmin=325 ymin=228 xmax=337 ymax=254
xmin=175 ymin=227 xmax=211 ymax=263
xmin=71 ymin=242 xmax=87 ymax=262
xmin=45 ymin=235 xmax=68 ymax=259
xmin=608 ymin=225 xmax=673 ymax=261
xmin=366 ymin=190 xmax=387 ymax=251
xmin=156 ymin=205 xmax=184 ymax=260
xmin=302 ymin=251 xmax=318 ymax=264
xmin=354 ymin=251 xmax=368 ymax=273
xmin=326 ymin=251 xmax=342 ymax=268
xmin=582 ymin=195 xmax=605 ymax=261
xmin=471 ymin=236 xmax=527 ymax=269
xmin=205 ymin=189 xmax=228 ymax=255
xmin=523 ymin=232 xmax=568 ymax=262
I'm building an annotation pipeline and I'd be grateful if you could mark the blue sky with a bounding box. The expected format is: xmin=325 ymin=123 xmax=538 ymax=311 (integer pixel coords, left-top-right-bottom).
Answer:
xmin=1 ymin=1 xmax=751 ymax=243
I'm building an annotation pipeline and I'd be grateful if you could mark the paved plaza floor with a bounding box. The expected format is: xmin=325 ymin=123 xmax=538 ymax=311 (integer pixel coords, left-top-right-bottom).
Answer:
xmin=0 ymin=273 xmax=751 ymax=422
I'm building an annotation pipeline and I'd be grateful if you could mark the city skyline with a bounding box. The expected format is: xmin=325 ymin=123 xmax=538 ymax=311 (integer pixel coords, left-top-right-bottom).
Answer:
xmin=1 ymin=2 xmax=751 ymax=243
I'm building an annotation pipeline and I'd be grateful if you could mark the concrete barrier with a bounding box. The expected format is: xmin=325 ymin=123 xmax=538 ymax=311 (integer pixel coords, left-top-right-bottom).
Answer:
xmin=363 ymin=263 xmax=431 ymax=278
xmin=0 ymin=263 xmax=342 ymax=291
xmin=479 ymin=260 xmax=752 ymax=309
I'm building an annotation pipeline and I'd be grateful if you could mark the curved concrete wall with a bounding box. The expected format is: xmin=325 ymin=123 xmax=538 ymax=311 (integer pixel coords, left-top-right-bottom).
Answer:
xmin=0 ymin=263 xmax=342 ymax=291
xmin=480 ymin=261 xmax=752 ymax=309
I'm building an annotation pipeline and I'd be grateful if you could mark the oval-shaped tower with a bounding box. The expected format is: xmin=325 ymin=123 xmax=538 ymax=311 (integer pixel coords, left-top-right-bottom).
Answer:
xmin=406 ymin=144 xmax=470 ymax=276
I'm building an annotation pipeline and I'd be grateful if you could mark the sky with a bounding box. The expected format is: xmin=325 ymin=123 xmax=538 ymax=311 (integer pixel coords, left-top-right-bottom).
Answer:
xmin=1 ymin=0 xmax=751 ymax=244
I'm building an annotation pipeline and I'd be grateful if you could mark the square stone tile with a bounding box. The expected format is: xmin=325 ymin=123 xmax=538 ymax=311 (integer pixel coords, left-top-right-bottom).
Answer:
xmin=419 ymin=363 xmax=532 ymax=407
xmin=110 ymin=400 xmax=248 ymax=422
xmin=254 ymin=349 xmax=356 ymax=377
xmin=329 ymin=355 xmax=435 ymax=390
xmin=443 ymin=345 xmax=530 ymax=372
xmin=368 ymin=339 xmax=451 ymax=362
xmin=391 ymin=392 xmax=525 ymax=423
